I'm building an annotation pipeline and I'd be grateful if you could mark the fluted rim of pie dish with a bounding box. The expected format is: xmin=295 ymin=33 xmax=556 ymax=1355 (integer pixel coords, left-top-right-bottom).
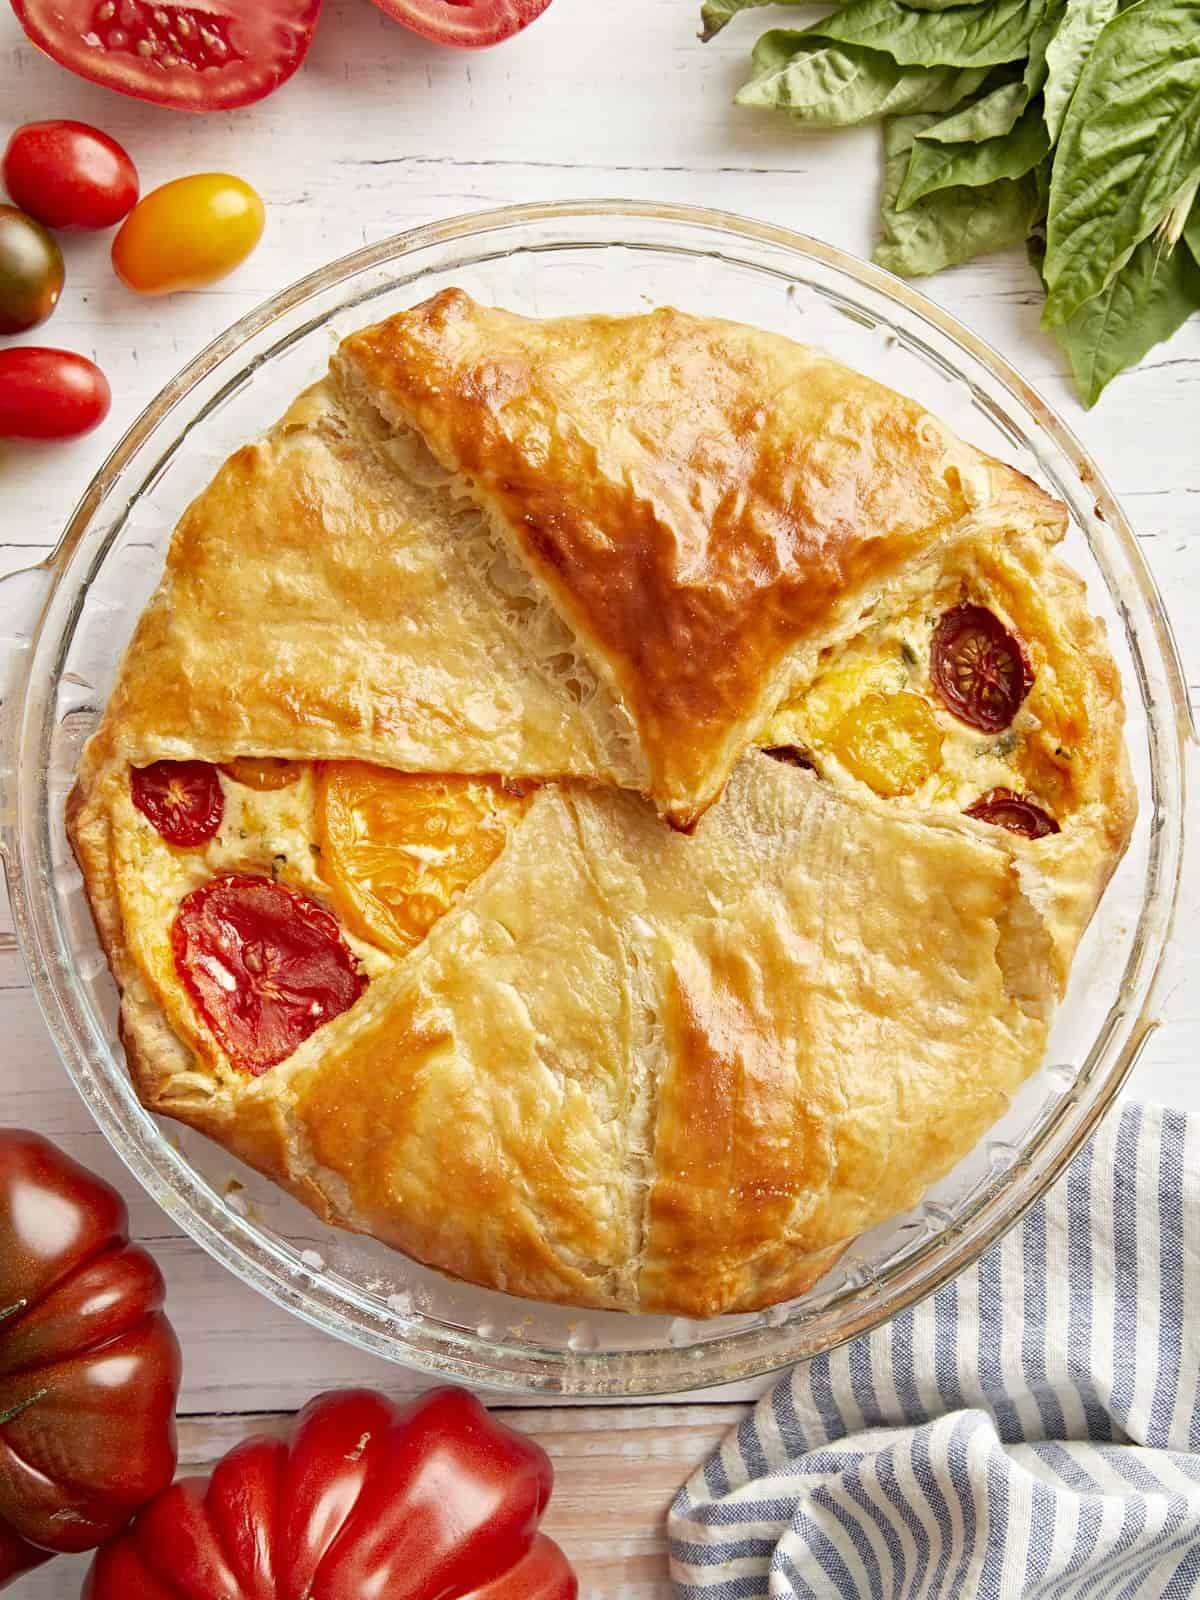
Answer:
xmin=0 ymin=200 xmax=1191 ymax=1396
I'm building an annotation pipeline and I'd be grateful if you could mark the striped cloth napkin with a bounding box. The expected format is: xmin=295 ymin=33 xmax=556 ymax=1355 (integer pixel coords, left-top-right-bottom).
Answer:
xmin=670 ymin=1102 xmax=1200 ymax=1599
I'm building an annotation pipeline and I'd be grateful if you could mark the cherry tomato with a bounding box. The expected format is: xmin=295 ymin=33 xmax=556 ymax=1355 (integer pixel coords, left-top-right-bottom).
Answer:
xmin=0 ymin=206 xmax=63 ymax=335
xmin=219 ymin=757 xmax=303 ymax=791
xmin=112 ymin=174 xmax=264 ymax=295
xmin=10 ymin=1 xmax=323 ymax=113
xmin=3 ymin=121 xmax=138 ymax=231
xmin=930 ymin=604 xmax=1033 ymax=732
xmin=964 ymin=788 xmax=1060 ymax=839
xmin=131 ymin=761 xmax=224 ymax=846
xmin=0 ymin=348 xmax=110 ymax=439
xmin=366 ymin=0 xmax=553 ymax=47
xmin=828 ymin=690 xmax=943 ymax=797
xmin=172 ymin=875 xmax=367 ymax=1074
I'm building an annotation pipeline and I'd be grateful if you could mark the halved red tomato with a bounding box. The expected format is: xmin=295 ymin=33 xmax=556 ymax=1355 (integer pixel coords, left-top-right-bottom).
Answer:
xmin=131 ymin=761 xmax=224 ymax=847
xmin=965 ymin=788 xmax=1060 ymax=839
xmin=11 ymin=1 xmax=324 ymax=112
xmin=172 ymin=875 xmax=366 ymax=1075
xmin=366 ymin=0 xmax=553 ymax=48
xmin=930 ymin=604 xmax=1034 ymax=733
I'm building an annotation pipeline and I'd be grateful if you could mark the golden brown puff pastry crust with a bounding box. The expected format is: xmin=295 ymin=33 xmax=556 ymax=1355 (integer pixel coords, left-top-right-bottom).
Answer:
xmin=69 ymin=291 xmax=1135 ymax=1318
xmin=338 ymin=289 xmax=1067 ymax=827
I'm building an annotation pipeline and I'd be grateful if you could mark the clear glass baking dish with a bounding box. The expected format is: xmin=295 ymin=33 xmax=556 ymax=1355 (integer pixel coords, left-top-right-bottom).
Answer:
xmin=0 ymin=202 xmax=1192 ymax=1397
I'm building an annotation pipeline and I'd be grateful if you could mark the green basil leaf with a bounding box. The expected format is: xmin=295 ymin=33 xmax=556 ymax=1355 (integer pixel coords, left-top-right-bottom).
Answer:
xmin=1050 ymin=233 xmax=1200 ymax=404
xmin=736 ymin=32 xmax=989 ymax=122
xmin=809 ymin=0 xmax=1050 ymax=68
xmin=899 ymin=98 xmax=1051 ymax=208
xmin=876 ymin=113 xmax=1042 ymax=274
xmin=1021 ymin=6 xmax=1061 ymax=100
xmin=1043 ymin=0 xmax=1200 ymax=327
xmin=915 ymin=14 xmax=1055 ymax=145
xmin=917 ymin=72 xmax=1029 ymax=142
xmin=1042 ymin=0 xmax=1119 ymax=141
xmin=700 ymin=0 xmax=800 ymax=43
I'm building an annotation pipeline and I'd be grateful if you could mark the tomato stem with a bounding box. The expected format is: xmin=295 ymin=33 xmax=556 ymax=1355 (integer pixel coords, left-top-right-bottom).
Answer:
xmin=0 ymin=1386 xmax=49 ymax=1426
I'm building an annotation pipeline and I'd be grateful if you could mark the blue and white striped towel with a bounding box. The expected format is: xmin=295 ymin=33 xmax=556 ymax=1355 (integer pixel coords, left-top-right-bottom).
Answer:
xmin=670 ymin=1103 xmax=1200 ymax=1599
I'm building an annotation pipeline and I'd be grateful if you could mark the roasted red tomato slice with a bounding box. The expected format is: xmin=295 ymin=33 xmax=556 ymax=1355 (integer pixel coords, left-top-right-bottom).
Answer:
xmin=964 ymin=788 xmax=1060 ymax=839
xmin=366 ymin=0 xmax=553 ymax=48
xmin=930 ymin=604 xmax=1034 ymax=732
xmin=131 ymin=761 xmax=224 ymax=847
xmin=172 ymin=875 xmax=366 ymax=1075
xmin=11 ymin=1 xmax=323 ymax=113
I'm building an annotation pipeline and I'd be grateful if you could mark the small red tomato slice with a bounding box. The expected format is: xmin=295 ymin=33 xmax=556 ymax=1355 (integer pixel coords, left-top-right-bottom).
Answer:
xmin=131 ymin=761 xmax=224 ymax=846
xmin=11 ymin=1 xmax=323 ymax=113
xmin=930 ymin=604 xmax=1034 ymax=732
xmin=964 ymin=788 xmax=1060 ymax=839
xmin=0 ymin=348 xmax=111 ymax=440
xmin=2 ymin=121 xmax=139 ymax=231
xmin=367 ymin=0 xmax=553 ymax=48
xmin=172 ymin=875 xmax=367 ymax=1074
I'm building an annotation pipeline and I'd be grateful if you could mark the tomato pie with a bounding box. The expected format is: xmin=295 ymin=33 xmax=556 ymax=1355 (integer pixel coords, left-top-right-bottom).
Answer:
xmin=69 ymin=290 xmax=1135 ymax=1317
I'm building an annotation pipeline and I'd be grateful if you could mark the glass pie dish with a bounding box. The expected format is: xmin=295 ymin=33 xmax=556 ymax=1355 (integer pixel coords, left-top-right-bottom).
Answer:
xmin=0 ymin=202 xmax=1193 ymax=1396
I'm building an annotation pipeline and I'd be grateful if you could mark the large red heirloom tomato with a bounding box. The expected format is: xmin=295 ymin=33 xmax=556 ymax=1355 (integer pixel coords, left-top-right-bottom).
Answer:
xmin=367 ymin=0 xmax=554 ymax=47
xmin=0 ymin=1131 xmax=180 ymax=1589
xmin=84 ymin=1387 xmax=578 ymax=1599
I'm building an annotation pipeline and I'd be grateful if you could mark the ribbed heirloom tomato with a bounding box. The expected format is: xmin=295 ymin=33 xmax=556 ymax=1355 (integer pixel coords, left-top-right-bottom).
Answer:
xmin=84 ymin=1387 xmax=578 ymax=1600
xmin=0 ymin=1131 xmax=180 ymax=1589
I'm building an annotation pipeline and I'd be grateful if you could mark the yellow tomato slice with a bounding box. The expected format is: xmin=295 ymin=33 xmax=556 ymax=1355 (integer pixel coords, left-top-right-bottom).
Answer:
xmin=316 ymin=763 xmax=529 ymax=956
xmin=220 ymin=758 xmax=304 ymax=792
xmin=828 ymin=691 xmax=943 ymax=798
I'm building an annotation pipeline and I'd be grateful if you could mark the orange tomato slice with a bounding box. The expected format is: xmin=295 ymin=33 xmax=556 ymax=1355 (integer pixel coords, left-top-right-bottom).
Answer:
xmin=315 ymin=763 xmax=529 ymax=956
xmin=828 ymin=691 xmax=943 ymax=798
xmin=220 ymin=758 xmax=304 ymax=792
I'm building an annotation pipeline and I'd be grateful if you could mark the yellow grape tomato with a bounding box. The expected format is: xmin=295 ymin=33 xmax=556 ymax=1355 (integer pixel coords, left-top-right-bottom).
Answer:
xmin=112 ymin=174 xmax=264 ymax=296
xmin=829 ymin=691 xmax=943 ymax=798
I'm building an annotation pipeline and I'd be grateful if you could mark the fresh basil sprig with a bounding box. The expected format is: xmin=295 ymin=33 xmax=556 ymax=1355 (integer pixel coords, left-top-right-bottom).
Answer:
xmin=1042 ymin=0 xmax=1200 ymax=325
xmin=808 ymin=0 xmax=1052 ymax=68
xmin=706 ymin=0 xmax=1200 ymax=405
xmin=736 ymin=35 xmax=989 ymax=123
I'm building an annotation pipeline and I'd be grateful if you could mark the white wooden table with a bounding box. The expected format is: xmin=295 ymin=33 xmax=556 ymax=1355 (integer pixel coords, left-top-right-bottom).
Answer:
xmin=1 ymin=2 xmax=1197 ymax=1592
